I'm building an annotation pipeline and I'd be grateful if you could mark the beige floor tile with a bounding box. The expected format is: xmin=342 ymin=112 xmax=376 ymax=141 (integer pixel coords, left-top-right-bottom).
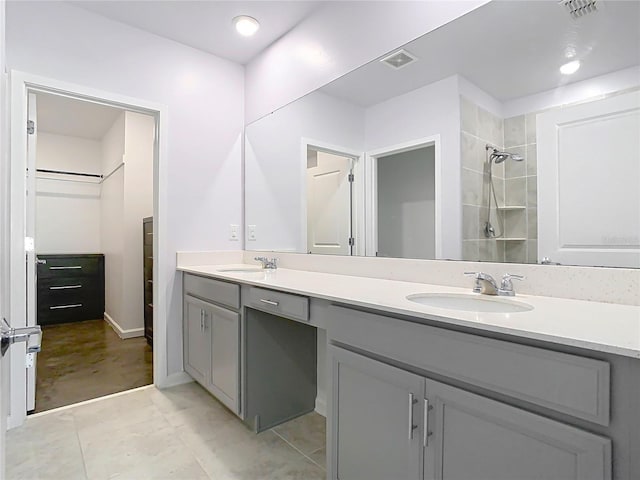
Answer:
xmin=149 ymin=382 xmax=217 ymax=415
xmin=273 ymin=412 xmax=326 ymax=455
xmin=308 ymin=446 xmax=327 ymax=470
xmin=7 ymin=383 xmax=328 ymax=480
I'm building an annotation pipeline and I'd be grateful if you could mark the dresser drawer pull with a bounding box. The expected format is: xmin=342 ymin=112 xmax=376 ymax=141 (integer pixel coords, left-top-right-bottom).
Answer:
xmin=50 ymin=304 xmax=82 ymax=310
xmin=49 ymin=285 xmax=82 ymax=290
xmin=259 ymin=299 xmax=279 ymax=307
xmin=49 ymin=266 xmax=82 ymax=270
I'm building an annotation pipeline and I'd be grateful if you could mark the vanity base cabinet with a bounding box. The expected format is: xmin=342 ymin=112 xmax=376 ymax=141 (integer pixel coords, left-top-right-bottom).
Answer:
xmin=423 ymin=377 xmax=611 ymax=480
xmin=330 ymin=346 xmax=423 ymax=480
xmin=329 ymin=344 xmax=612 ymax=480
xmin=184 ymin=295 xmax=212 ymax=386
xmin=183 ymin=275 xmax=241 ymax=415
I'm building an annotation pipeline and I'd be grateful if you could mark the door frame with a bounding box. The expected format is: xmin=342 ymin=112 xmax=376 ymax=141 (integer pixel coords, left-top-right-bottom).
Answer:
xmin=8 ymin=70 xmax=169 ymax=428
xmin=365 ymin=135 xmax=442 ymax=258
xmin=300 ymin=138 xmax=364 ymax=256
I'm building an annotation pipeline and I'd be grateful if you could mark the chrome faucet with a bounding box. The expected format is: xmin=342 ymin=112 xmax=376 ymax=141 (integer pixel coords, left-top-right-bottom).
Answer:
xmin=464 ymin=272 xmax=498 ymax=295
xmin=254 ymin=256 xmax=278 ymax=270
xmin=465 ymin=272 xmax=525 ymax=297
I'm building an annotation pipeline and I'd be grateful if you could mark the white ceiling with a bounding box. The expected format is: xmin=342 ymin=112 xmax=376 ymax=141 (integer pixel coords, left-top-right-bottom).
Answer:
xmin=36 ymin=92 xmax=124 ymax=140
xmin=321 ymin=0 xmax=640 ymax=107
xmin=70 ymin=0 xmax=322 ymax=64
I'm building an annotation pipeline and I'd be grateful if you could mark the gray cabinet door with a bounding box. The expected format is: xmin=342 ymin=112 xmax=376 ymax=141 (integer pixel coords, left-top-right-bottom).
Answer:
xmin=423 ymin=378 xmax=612 ymax=480
xmin=330 ymin=346 xmax=423 ymax=480
xmin=208 ymin=303 xmax=240 ymax=414
xmin=183 ymin=295 xmax=211 ymax=386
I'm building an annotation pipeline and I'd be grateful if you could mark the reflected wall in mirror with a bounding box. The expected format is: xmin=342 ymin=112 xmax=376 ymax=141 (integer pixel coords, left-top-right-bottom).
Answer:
xmin=245 ymin=0 xmax=640 ymax=268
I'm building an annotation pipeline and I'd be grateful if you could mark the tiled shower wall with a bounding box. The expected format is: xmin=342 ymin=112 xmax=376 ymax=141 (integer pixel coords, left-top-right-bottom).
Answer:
xmin=460 ymin=96 xmax=538 ymax=263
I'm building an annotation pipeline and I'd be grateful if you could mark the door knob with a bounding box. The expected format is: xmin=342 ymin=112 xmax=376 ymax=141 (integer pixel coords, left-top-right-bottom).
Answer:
xmin=1 ymin=318 xmax=42 ymax=357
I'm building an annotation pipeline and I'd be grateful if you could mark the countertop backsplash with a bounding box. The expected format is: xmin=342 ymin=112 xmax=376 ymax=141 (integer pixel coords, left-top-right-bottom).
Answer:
xmin=176 ymin=251 xmax=640 ymax=306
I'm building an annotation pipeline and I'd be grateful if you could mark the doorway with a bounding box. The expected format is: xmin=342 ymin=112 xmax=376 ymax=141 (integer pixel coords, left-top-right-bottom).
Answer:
xmin=365 ymin=136 xmax=441 ymax=259
xmin=27 ymin=92 xmax=155 ymax=413
xmin=306 ymin=146 xmax=357 ymax=255
xmin=376 ymin=146 xmax=436 ymax=259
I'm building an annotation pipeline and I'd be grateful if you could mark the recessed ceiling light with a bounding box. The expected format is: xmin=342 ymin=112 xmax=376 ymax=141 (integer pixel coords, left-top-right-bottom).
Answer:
xmin=233 ymin=15 xmax=260 ymax=37
xmin=560 ymin=60 xmax=581 ymax=75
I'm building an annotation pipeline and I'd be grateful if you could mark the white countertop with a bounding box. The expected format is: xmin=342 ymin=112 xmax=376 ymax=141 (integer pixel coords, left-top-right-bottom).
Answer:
xmin=177 ymin=264 xmax=640 ymax=359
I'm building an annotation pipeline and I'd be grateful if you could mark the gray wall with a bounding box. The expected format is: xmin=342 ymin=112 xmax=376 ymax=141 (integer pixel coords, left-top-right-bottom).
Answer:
xmin=377 ymin=146 xmax=435 ymax=259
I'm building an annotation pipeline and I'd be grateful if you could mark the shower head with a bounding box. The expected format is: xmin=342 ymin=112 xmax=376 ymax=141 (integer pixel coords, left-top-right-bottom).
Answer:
xmin=488 ymin=148 xmax=524 ymax=164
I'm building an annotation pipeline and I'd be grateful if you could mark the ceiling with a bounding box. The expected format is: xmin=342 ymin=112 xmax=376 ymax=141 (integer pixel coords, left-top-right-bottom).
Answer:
xmin=321 ymin=0 xmax=640 ymax=107
xmin=36 ymin=92 xmax=124 ymax=140
xmin=70 ymin=1 xmax=322 ymax=64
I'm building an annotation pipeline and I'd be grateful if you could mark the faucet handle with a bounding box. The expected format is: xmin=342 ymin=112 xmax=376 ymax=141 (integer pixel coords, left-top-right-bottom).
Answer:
xmin=499 ymin=274 xmax=525 ymax=296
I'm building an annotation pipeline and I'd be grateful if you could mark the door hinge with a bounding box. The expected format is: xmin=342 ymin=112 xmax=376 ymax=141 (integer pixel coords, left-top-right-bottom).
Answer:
xmin=348 ymin=237 xmax=355 ymax=246
xmin=27 ymin=120 xmax=35 ymax=135
xmin=348 ymin=173 xmax=355 ymax=182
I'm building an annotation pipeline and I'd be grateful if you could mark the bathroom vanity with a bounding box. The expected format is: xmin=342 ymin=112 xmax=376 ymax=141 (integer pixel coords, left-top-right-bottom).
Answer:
xmin=178 ymin=263 xmax=640 ymax=480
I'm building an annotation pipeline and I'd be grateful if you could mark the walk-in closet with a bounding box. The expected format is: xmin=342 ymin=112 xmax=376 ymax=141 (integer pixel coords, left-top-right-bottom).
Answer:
xmin=31 ymin=92 xmax=155 ymax=412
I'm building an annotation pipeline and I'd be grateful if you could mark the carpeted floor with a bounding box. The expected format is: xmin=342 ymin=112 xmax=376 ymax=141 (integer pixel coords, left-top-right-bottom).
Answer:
xmin=34 ymin=319 xmax=152 ymax=413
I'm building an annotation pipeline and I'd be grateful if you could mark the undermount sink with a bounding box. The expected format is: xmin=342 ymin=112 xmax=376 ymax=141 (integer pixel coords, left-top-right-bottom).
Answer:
xmin=216 ymin=266 xmax=263 ymax=273
xmin=406 ymin=293 xmax=533 ymax=313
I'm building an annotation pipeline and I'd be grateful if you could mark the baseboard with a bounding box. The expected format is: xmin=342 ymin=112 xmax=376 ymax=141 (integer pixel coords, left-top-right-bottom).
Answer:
xmin=157 ymin=371 xmax=193 ymax=389
xmin=315 ymin=396 xmax=327 ymax=417
xmin=104 ymin=312 xmax=144 ymax=339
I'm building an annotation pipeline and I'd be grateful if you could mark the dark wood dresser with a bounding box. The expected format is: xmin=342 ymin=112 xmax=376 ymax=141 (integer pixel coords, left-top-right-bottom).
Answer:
xmin=143 ymin=217 xmax=153 ymax=347
xmin=36 ymin=254 xmax=105 ymax=326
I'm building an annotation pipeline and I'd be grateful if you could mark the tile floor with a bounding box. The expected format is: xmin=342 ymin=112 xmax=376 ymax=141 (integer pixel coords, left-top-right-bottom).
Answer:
xmin=36 ymin=319 xmax=153 ymax=412
xmin=8 ymin=382 xmax=326 ymax=480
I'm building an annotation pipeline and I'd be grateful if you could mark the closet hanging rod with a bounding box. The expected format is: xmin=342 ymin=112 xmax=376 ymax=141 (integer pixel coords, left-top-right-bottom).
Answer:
xmin=36 ymin=168 xmax=103 ymax=179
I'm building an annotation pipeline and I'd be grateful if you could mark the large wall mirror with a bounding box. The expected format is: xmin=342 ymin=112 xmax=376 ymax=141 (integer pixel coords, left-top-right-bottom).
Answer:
xmin=245 ymin=0 xmax=640 ymax=268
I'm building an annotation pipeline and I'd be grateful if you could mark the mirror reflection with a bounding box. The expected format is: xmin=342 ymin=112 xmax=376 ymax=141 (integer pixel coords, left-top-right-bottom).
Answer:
xmin=245 ymin=0 xmax=640 ymax=268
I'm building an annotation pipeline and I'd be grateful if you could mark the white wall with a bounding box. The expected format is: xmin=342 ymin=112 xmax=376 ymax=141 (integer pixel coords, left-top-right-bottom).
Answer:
xmin=245 ymin=90 xmax=365 ymax=252
xmin=35 ymin=132 xmax=102 ymax=254
xmin=6 ymin=1 xmax=244 ymax=379
xmin=244 ymin=0 xmax=489 ymax=123
xmin=365 ymin=75 xmax=461 ymax=259
xmin=101 ymin=113 xmax=125 ymax=333
xmin=121 ymin=111 xmax=154 ymax=334
xmin=377 ymin=147 xmax=435 ymax=259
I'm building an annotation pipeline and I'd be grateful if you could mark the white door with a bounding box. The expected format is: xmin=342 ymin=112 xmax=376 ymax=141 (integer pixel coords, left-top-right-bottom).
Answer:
xmin=26 ymin=93 xmax=37 ymax=411
xmin=306 ymin=151 xmax=352 ymax=255
xmin=537 ymin=90 xmax=640 ymax=267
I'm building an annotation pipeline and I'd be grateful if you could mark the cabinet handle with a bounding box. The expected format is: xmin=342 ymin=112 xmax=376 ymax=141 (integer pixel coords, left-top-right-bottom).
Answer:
xmin=202 ymin=311 xmax=207 ymax=330
xmin=200 ymin=309 xmax=204 ymax=331
xmin=50 ymin=303 xmax=82 ymax=310
xmin=259 ymin=299 xmax=279 ymax=307
xmin=49 ymin=285 xmax=82 ymax=290
xmin=408 ymin=393 xmax=418 ymax=440
xmin=423 ymin=398 xmax=433 ymax=447
xmin=50 ymin=266 xmax=82 ymax=270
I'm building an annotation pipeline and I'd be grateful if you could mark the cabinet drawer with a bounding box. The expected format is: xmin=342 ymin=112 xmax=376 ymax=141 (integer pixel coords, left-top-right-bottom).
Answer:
xmin=246 ymin=287 xmax=309 ymax=323
xmin=184 ymin=273 xmax=239 ymax=310
xmin=37 ymin=255 xmax=103 ymax=278
xmin=328 ymin=305 xmax=610 ymax=426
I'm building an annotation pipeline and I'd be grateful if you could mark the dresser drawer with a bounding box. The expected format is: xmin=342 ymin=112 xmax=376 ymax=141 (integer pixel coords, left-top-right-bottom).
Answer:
xmin=38 ymin=282 xmax=101 ymax=308
xmin=183 ymin=273 xmax=240 ymax=310
xmin=37 ymin=255 xmax=103 ymax=278
xmin=328 ymin=304 xmax=610 ymax=426
xmin=246 ymin=287 xmax=309 ymax=324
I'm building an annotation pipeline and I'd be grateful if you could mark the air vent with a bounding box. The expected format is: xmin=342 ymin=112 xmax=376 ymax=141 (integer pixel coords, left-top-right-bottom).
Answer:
xmin=560 ymin=0 xmax=600 ymax=19
xmin=380 ymin=49 xmax=417 ymax=70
